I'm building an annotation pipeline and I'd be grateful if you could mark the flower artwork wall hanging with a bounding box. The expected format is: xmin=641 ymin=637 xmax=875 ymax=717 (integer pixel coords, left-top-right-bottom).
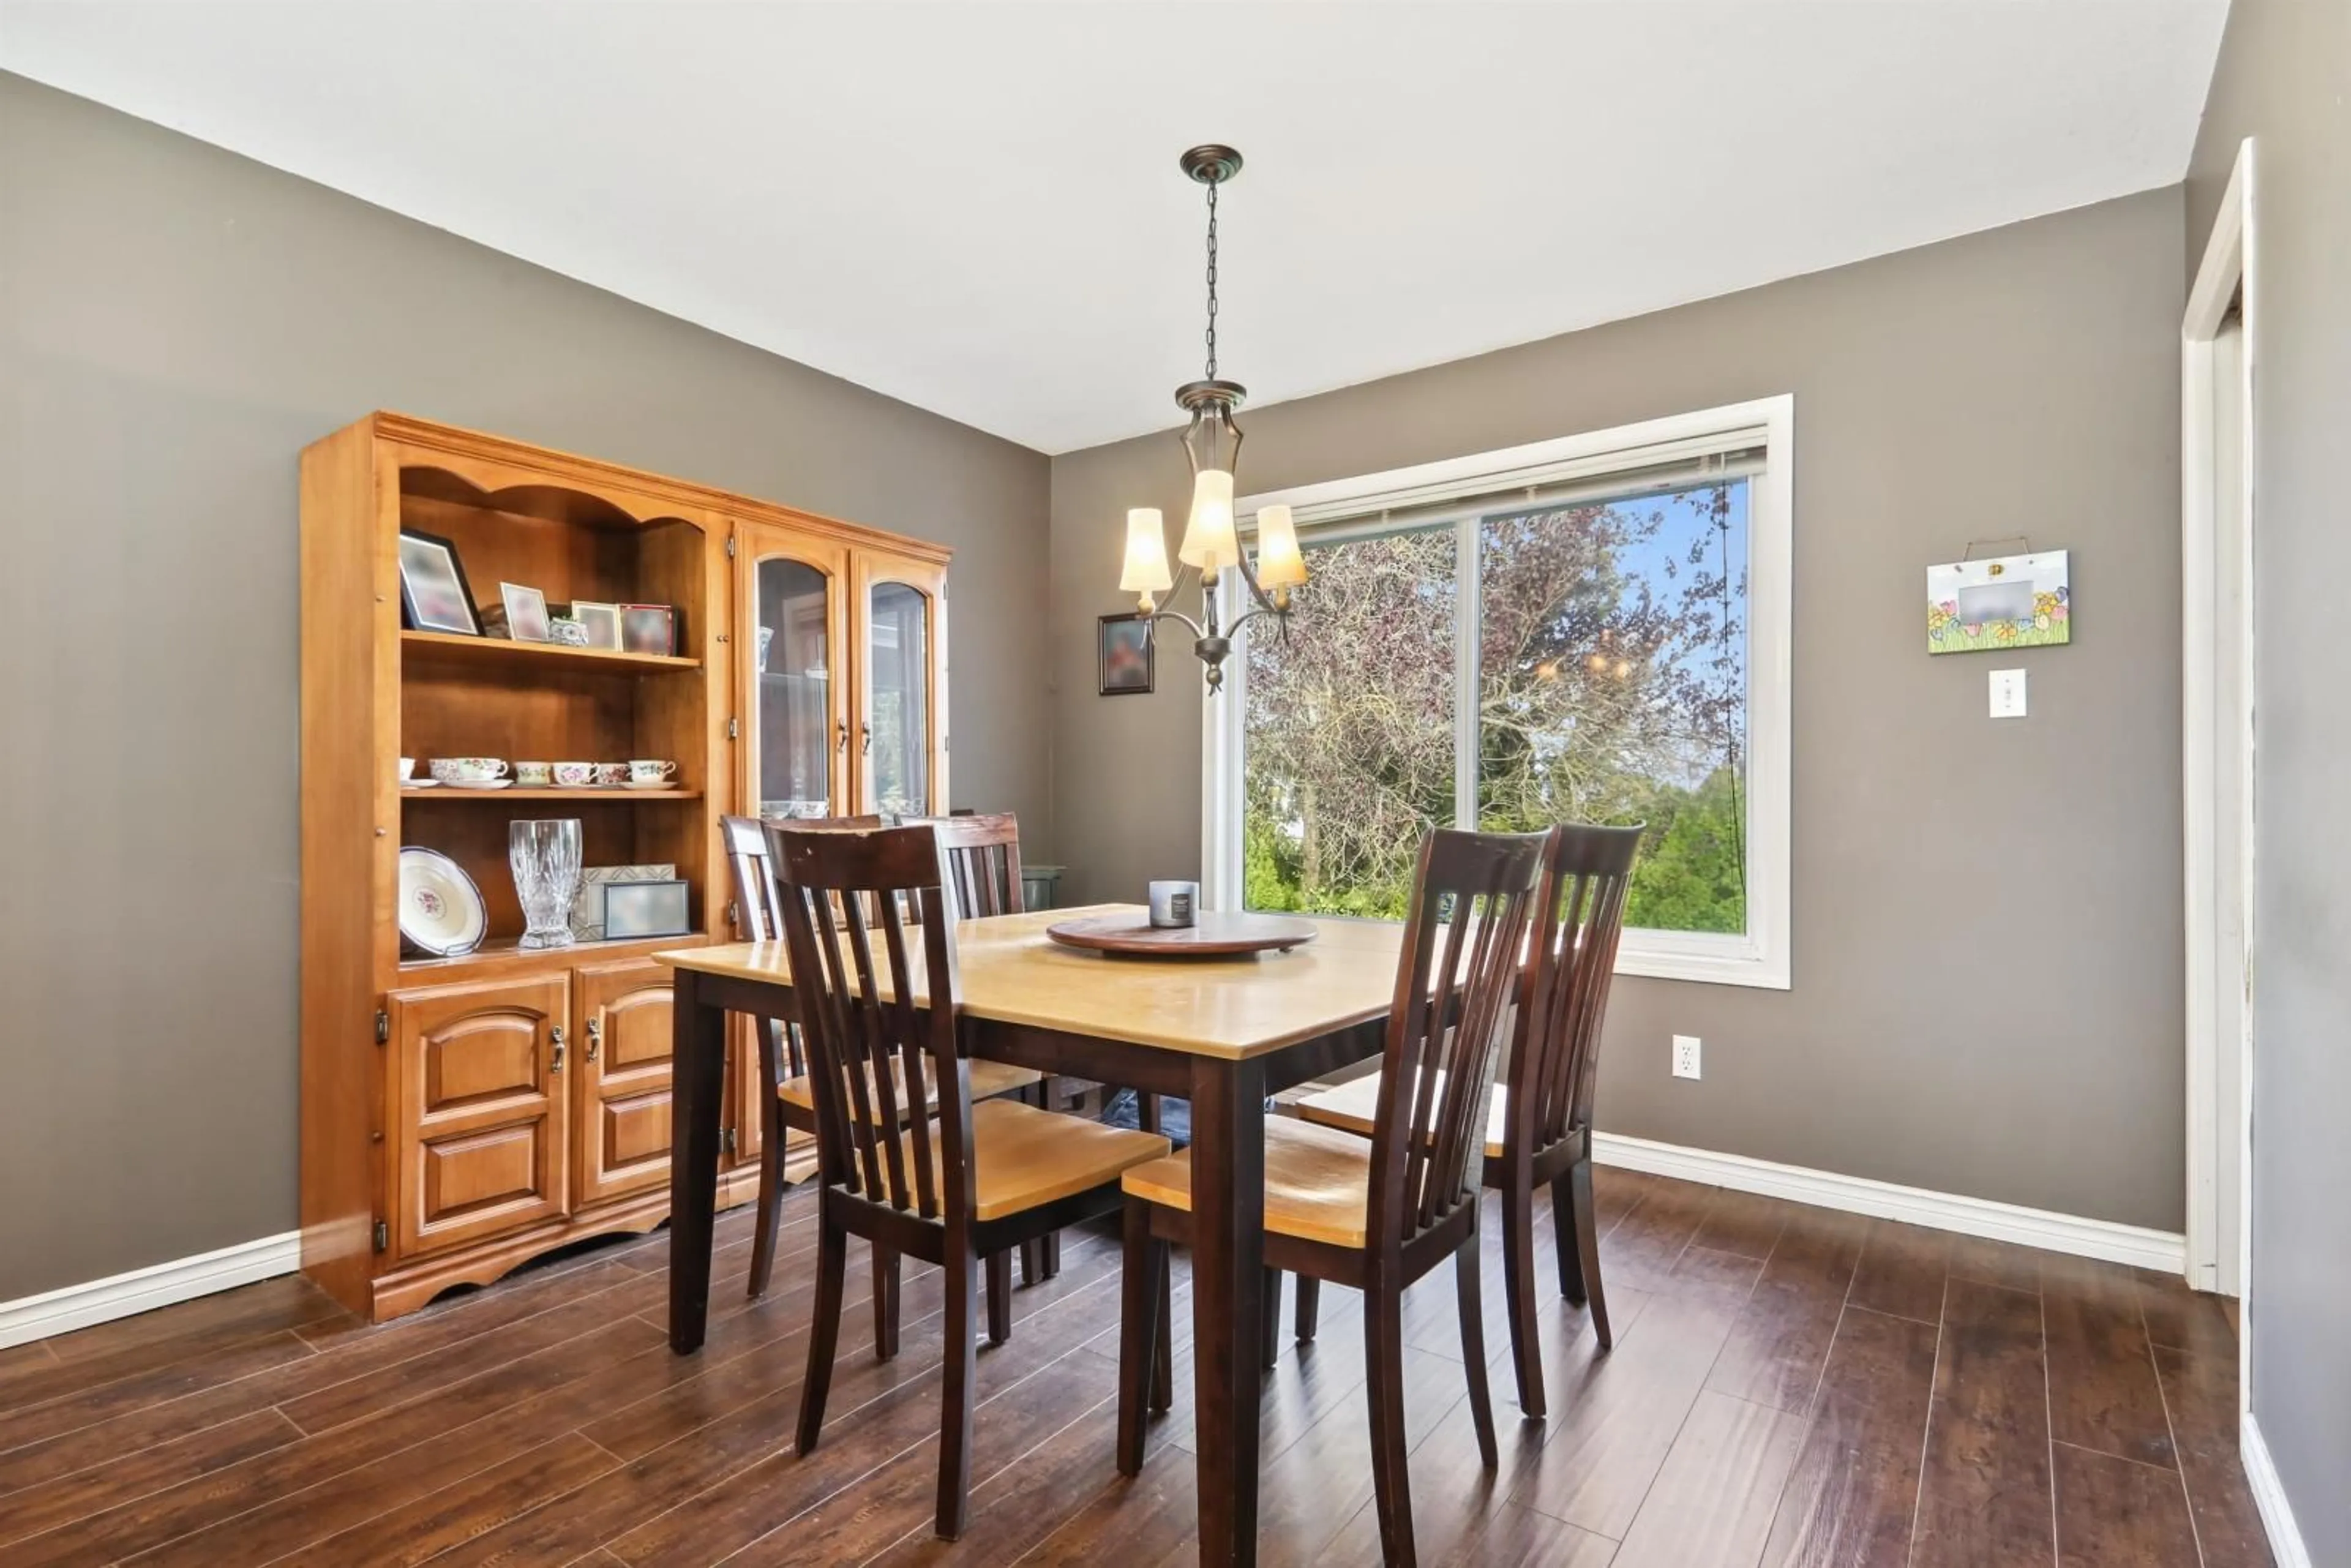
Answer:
xmin=1927 ymin=550 xmax=2070 ymax=654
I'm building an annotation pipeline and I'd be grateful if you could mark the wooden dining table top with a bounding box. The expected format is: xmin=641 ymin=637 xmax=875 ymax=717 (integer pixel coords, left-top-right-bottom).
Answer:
xmin=657 ymin=903 xmax=1406 ymax=1060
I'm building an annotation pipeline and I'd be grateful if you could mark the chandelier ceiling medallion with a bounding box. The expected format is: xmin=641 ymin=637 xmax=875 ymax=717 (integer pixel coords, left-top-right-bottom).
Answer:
xmin=1117 ymin=144 xmax=1307 ymax=692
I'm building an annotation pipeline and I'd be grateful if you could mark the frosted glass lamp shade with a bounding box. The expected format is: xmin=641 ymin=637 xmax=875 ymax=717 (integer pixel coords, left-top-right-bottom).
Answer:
xmin=1177 ymin=469 xmax=1239 ymax=572
xmin=1253 ymin=504 xmax=1307 ymax=589
xmin=1119 ymin=508 xmax=1173 ymax=593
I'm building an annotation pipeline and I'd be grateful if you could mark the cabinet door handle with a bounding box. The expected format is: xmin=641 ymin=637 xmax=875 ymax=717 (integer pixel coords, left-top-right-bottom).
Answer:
xmin=550 ymin=1025 xmax=566 ymax=1073
xmin=861 ymin=721 xmax=872 ymax=756
xmin=585 ymin=1018 xmax=601 ymax=1063
xmin=836 ymin=719 xmax=849 ymax=756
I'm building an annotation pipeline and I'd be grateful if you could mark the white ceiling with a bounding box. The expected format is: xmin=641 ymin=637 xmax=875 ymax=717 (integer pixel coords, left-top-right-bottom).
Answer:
xmin=2 ymin=1 xmax=2227 ymax=454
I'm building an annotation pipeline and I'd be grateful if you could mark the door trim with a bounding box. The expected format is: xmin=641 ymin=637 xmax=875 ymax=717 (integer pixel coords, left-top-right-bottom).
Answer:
xmin=2181 ymin=137 xmax=2256 ymax=1307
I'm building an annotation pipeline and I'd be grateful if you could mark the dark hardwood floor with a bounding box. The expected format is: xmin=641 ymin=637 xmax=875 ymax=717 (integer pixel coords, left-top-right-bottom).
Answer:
xmin=0 ymin=1169 xmax=2270 ymax=1566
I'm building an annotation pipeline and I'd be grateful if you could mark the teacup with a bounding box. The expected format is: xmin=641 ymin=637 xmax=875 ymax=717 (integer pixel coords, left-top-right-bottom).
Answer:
xmin=430 ymin=757 xmax=509 ymax=784
xmin=594 ymin=762 xmax=631 ymax=786
xmin=397 ymin=757 xmax=416 ymax=780
xmin=628 ymin=759 xmax=679 ymax=786
xmin=514 ymin=761 xmax=553 ymax=787
xmin=552 ymin=761 xmax=598 ymax=787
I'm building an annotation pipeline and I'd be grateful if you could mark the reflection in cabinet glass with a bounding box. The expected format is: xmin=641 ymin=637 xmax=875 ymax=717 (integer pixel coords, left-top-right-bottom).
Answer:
xmin=868 ymin=580 xmax=930 ymax=817
xmin=757 ymin=557 xmax=836 ymax=817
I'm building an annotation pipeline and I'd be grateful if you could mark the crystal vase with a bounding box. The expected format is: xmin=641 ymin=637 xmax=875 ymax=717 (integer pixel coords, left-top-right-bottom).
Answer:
xmin=509 ymin=819 xmax=583 ymax=950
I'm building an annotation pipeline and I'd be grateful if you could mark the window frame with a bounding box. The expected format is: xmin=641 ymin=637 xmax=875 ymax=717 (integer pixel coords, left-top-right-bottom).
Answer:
xmin=1204 ymin=394 xmax=1794 ymax=990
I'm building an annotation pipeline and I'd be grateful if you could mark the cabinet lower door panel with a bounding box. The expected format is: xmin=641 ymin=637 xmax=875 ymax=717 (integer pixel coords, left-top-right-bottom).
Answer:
xmin=389 ymin=975 xmax=571 ymax=1260
xmin=574 ymin=959 xmax=677 ymax=1206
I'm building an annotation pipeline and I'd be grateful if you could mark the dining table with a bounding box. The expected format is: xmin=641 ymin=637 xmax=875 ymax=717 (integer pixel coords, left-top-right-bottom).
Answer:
xmin=659 ymin=902 xmax=1408 ymax=1567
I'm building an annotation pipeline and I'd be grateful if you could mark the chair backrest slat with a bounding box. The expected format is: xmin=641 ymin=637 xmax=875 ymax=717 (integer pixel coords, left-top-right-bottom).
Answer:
xmin=907 ymin=813 xmax=1024 ymax=920
xmin=768 ymin=821 xmax=972 ymax=1228
xmin=1508 ymin=825 xmax=1643 ymax=1160
xmin=721 ymin=813 xmax=885 ymax=1086
xmin=1368 ymin=828 xmax=1551 ymax=1252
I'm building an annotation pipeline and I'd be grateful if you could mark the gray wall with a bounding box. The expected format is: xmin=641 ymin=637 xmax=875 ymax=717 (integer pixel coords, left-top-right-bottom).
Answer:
xmin=0 ymin=73 xmax=1051 ymax=1300
xmin=1051 ymin=189 xmax=2188 ymax=1231
xmin=2188 ymin=6 xmax=2351 ymax=1559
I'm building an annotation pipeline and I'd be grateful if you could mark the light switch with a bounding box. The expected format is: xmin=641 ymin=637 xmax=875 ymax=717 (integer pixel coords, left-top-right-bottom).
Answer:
xmin=1989 ymin=667 xmax=2028 ymax=718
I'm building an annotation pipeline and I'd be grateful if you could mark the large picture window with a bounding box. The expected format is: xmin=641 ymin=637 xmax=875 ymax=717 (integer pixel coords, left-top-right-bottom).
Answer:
xmin=1205 ymin=397 xmax=1792 ymax=988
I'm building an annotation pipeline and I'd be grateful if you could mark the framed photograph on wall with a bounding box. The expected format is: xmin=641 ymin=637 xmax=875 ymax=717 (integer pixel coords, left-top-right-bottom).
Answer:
xmin=500 ymin=583 xmax=552 ymax=642
xmin=1098 ymin=612 xmax=1154 ymax=696
xmin=620 ymin=603 xmax=677 ymax=656
xmin=569 ymin=601 xmax=623 ymax=650
xmin=396 ymin=529 xmax=480 ymax=636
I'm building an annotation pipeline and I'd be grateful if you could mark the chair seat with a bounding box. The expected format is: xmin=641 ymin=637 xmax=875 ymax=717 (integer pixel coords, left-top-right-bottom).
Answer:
xmin=1295 ymin=1070 xmax=1508 ymax=1160
xmin=779 ymin=1057 xmax=1044 ymax=1120
xmin=906 ymin=1099 xmax=1170 ymax=1221
xmin=1122 ymin=1116 xmax=1377 ymax=1250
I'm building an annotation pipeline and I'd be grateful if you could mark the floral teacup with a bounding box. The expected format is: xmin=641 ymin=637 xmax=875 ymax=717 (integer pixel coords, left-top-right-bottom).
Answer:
xmin=430 ymin=757 xmax=509 ymax=784
xmin=514 ymin=761 xmax=554 ymax=786
xmin=594 ymin=762 xmax=631 ymax=786
xmin=553 ymin=762 xmax=598 ymax=787
xmin=628 ymin=759 xmax=679 ymax=786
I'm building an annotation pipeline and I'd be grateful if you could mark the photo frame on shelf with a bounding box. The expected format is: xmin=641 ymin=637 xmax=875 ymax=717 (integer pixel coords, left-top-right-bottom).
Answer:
xmin=620 ymin=603 xmax=677 ymax=656
xmin=569 ymin=601 xmax=623 ymax=650
xmin=602 ymin=879 xmax=692 ymax=941
xmin=1098 ymin=612 xmax=1154 ymax=696
xmin=397 ymin=529 xmax=480 ymax=636
xmin=500 ymin=583 xmax=552 ymax=642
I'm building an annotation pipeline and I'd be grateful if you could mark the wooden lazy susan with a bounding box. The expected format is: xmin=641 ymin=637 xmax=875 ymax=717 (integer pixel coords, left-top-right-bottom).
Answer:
xmin=1044 ymin=910 xmax=1318 ymax=959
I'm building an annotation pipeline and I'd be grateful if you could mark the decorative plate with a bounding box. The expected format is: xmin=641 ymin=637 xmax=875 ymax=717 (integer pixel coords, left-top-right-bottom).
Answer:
xmin=398 ymin=847 xmax=488 ymax=957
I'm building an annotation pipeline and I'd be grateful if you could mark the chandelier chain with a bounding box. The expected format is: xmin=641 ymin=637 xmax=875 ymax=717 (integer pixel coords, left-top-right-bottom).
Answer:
xmin=1204 ymin=180 xmax=1219 ymax=381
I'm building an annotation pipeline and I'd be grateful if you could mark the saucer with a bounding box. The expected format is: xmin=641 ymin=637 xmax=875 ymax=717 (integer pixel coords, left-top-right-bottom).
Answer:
xmin=444 ymin=778 xmax=513 ymax=790
xmin=623 ymin=779 xmax=677 ymax=790
xmin=400 ymin=779 xmax=441 ymax=789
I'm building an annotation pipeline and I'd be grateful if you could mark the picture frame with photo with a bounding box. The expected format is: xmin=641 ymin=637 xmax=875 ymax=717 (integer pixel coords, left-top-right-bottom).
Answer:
xmin=568 ymin=601 xmax=623 ymax=650
xmin=620 ymin=603 xmax=677 ymax=656
xmin=500 ymin=583 xmax=552 ymax=643
xmin=396 ymin=529 xmax=481 ymax=636
xmin=1098 ymin=612 xmax=1155 ymax=696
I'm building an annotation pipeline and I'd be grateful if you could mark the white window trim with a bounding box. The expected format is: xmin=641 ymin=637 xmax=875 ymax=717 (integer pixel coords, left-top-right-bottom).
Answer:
xmin=1204 ymin=394 xmax=1794 ymax=991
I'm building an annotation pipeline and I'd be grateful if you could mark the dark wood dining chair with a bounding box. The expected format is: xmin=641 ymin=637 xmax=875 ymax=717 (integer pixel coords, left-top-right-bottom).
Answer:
xmin=907 ymin=811 xmax=1160 ymax=1284
xmin=1292 ymin=822 xmax=1642 ymax=1416
xmin=720 ymin=815 xmax=1046 ymax=1324
xmin=1117 ymin=827 xmax=1553 ymax=1567
xmin=771 ymin=822 xmax=1172 ymax=1539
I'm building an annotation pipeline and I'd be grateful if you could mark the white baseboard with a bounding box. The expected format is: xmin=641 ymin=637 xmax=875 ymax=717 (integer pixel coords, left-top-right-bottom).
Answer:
xmin=1592 ymin=1131 xmax=2187 ymax=1274
xmin=0 ymin=1232 xmax=303 ymax=1351
xmin=2241 ymin=1413 xmax=2314 ymax=1568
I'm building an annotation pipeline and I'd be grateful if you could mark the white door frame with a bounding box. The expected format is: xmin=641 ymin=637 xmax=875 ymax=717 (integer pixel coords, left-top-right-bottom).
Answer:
xmin=2181 ymin=137 xmax=2257 ymax=1301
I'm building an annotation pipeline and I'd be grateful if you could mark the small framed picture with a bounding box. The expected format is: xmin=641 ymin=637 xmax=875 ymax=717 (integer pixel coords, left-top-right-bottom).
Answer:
xmin=1098 ymin=612 xmax=1155 ymax=696
xmin=620 ymin=603 xmax=677 ymax=656
xmin=397 ymin=530 xmax=480 ymax=636
xmin=569 ymin=601 xmax=623 ymax=650
xmin=500 ymin=583 xmax=552 ymax=642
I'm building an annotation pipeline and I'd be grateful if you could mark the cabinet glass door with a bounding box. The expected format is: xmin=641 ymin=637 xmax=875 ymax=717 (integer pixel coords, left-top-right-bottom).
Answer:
xmin=864 ymin=580 xmax=932 ymax=816
xmin=752 ymin=549 xmax=842 ymax=818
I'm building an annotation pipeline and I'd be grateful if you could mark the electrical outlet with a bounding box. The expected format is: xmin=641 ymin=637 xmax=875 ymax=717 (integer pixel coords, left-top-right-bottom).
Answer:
xmin=1672 ymin=1034 xmax=1701 ymax=1080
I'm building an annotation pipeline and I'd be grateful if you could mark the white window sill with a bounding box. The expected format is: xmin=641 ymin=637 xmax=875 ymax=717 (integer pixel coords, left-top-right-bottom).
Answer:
xmin=1617 ymin=934 xmax=1790 ymax=991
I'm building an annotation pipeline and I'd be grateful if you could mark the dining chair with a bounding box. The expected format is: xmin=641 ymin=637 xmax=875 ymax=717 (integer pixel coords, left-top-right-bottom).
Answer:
xmin=908 ymin=810 xmax=1163 ymax=1285
xmin=1291 ymin=822 xmax=1641 ymax=1417
xmin=719 ymin=815 xmax=1046 ymax=1329
xmin=1116 ymin=827 xmax=1553 ymax=1568
xmin=771 ymin=821 xmax=1172 ymax=1539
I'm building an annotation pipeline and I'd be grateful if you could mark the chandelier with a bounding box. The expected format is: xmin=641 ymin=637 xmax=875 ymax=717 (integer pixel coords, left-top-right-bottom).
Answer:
xmin=1117 ymin=144 xmax=1307 ymax=692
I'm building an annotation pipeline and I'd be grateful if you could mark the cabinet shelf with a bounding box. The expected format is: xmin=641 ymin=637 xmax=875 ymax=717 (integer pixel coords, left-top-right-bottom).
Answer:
xmin=400 ymin=787 xmax=702 ymax=803
xmin=397 ymin=930 xmax=710 ymax=978
xmin=400 ymin=629 xmax=700 ymax=673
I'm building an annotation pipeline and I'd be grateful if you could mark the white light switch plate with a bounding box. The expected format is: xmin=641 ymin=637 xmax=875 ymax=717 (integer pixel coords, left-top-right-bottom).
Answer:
xmin=1989 ymin=667 xmax=2028 ymax=718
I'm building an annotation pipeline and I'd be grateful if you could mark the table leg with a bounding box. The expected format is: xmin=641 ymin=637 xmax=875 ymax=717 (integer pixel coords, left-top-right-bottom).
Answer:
xmin=667 ymin=969 xmax=727 ymax=1353
xmin=1188 ymin=1056 xmax=1267 ymax=1566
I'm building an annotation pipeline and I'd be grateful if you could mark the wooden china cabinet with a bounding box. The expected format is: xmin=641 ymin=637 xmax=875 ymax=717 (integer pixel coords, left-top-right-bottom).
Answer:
xmin=299 ymin=412 xmax=950 ymax=1321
